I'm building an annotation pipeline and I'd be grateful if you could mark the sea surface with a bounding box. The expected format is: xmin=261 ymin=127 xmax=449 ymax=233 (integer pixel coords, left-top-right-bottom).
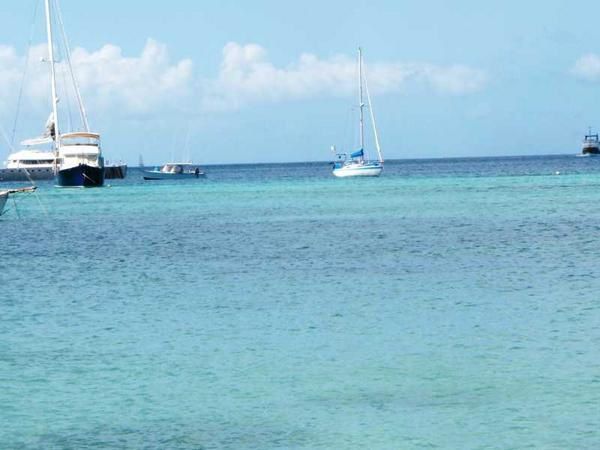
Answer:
xmin=1 ymin=155 xmax=600 ymax=449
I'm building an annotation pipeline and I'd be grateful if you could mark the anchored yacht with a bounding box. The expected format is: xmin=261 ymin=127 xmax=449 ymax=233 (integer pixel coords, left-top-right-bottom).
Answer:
xmin=331 ymin=48 xmax=384 ymax=178
xmin=1 ymin=148 xmax=55 ymax=181
xmin=581 ymin=128 xmax=600 ymax=156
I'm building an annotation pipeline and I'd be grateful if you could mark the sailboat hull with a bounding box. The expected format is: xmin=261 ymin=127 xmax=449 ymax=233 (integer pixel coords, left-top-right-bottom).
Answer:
xmin=332 ymin=162 xmax=383 ymax=178
xmin=57 ymin=164 xmax=104 ymax=187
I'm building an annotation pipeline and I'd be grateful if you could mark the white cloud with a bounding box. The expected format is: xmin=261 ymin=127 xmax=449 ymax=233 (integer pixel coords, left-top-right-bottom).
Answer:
xmin=205 ymin=42 xmax=487 ymax=110
xmin=0 ymin=39 xmax=193 ymax=118
xmin=571 ymin=54 xmax=600 ymax=81
xmin=71 ymin=39 xmax=193 ymax=113
xmin=0 ymin=40 xmax=487 ymax=119
xmin=0 ymin=45 xmax=28 ymax=100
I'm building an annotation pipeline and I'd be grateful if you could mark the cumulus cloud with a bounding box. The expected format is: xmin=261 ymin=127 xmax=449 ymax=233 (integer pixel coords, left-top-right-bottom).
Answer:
xmin=0 ymin=39 xmax=487 ymax=119
xmin=571 ymin=54 xmax=600 ymax=81
xmin=0 ymin=45 xmax=28 ymax=100
xmin=0 ymin=39 xmax=193 ymax=118
xmin=71 ymin=39 xmax=193 ymax=113
xmin=205 ymin=42 xmax=487 ymax=109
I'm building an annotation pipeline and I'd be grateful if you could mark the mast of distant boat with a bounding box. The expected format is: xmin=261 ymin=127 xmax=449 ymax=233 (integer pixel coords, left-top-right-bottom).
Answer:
xmin=358 ymin=47 xmax=365 ymax=161
xmin=44 ymin=0 xmax=60 ymax=173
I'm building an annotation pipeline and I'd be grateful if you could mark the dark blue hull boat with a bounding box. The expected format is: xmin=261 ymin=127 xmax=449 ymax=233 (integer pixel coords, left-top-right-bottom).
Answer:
xmin=57 ymin=164 xmax=105 ymax=187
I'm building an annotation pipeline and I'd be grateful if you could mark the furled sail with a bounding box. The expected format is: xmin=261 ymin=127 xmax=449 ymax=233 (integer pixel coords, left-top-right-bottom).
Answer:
xmin=44 ymin=112 xmax=56 ymax=139
xmin=351 ymin=148 xmax=364 ymax=159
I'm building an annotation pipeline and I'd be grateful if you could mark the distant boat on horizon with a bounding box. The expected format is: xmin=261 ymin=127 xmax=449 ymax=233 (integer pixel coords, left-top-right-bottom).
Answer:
xmin=580 ymin=127 xmax=600 ymax=157
xmin=331 ymin=47 xmax=384 ymax=178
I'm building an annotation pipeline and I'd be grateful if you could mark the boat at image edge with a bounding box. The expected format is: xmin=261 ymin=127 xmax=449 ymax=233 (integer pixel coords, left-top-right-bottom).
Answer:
xmin=331 ymin=47 xmax=384 ymax=178
xmin=580 ymin=127 xmax=600 ymax=156
xmin=0 ymin=186 xmax=37 ymax=216
xmin=0 ymin=148 xmax=55 ymax=181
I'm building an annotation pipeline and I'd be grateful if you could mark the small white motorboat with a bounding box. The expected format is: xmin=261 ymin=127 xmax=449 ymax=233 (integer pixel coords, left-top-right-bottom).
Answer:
xmin=142 ymin=163 xmax=205 ymax=180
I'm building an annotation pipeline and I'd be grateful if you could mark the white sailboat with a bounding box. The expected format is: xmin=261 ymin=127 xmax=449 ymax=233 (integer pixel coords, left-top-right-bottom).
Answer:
xmin=43 ymin=0 xmax=104 ymax=187
xmin=332 ymin=47 xmax=384 ymax=178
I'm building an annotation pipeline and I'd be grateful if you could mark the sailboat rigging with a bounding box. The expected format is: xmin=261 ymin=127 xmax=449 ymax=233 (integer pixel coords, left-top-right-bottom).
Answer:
xmin=44 ymin=0 xmax=104 ymax=187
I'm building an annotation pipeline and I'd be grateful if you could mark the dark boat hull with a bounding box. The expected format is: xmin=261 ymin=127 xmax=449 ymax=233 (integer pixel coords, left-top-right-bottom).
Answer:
xmin=0 ymin=192 xmax=7 ymax=216
xmin=57 ymin=164 xmax=105 ymax=187
xmin=582 ymin=147 xmax=600 ymax=155
xmin=104 ymin=165 xmax=128 ymax=179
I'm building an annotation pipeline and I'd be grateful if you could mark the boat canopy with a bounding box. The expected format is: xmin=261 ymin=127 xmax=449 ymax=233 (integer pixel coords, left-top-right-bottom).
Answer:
xmin=61 ymin=132 xmax=100 ymax=140
xmin=351 ymin=148 xmax=364 ymax=159
xmin=59 ymin=145 xmax=101 ymax=156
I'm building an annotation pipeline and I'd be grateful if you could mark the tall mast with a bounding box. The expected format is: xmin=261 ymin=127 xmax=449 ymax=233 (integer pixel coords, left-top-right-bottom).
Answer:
xmin=358 ymin=47 xmax=364 ymax=154
xmin=44 ymin=0 xmax=60 ymax=157
xmin=55 ymin=0 xmax=89 ymax=132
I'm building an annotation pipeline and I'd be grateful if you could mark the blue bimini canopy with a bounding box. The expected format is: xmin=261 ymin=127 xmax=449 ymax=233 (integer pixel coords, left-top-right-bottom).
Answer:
xmin=351 ymin=148 xmax=364 ymax=159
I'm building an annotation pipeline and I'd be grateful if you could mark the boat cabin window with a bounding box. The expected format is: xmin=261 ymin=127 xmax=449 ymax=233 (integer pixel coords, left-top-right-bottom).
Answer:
xmin=20 ymin=160 xmax=54 ymax=165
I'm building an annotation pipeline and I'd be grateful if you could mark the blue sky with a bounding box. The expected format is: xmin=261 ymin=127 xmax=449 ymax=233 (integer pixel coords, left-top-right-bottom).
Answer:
xmin=1 ymin=0 xmax=600 ymax=164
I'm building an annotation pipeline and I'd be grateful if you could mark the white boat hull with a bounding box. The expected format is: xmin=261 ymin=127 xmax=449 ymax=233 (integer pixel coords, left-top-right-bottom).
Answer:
xmin=332 ymin=164 xmax=383 ymax=178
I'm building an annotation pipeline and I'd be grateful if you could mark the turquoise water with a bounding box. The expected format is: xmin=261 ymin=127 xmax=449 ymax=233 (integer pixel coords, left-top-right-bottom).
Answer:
xmin=2 ymin=156 xmax=600 ymax=449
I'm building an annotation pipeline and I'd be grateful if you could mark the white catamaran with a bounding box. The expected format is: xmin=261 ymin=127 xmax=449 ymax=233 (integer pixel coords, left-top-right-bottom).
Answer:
xmin=43 ymin=0 xmax=104 ymax=187
xmin=332 ymin=48 xmax=384 ymax=178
